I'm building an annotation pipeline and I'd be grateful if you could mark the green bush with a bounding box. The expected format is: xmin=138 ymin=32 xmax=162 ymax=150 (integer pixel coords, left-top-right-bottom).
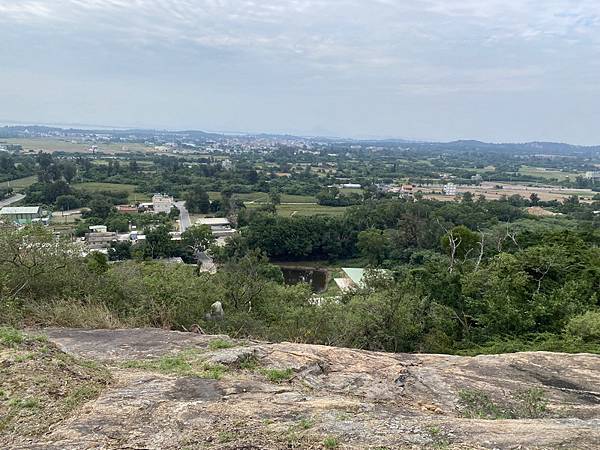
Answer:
xmin=566 ymin=311 xmax=600 ymax=342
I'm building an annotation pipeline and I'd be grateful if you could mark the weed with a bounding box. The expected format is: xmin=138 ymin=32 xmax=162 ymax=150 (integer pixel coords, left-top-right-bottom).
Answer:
xmin=262 ymin=368 xmax=294 ymax=383
xmin=218 ymin=431 xmax=235 ymax=443
xmin=208 ymin=338 xmax=235 ymax=350
xmin=299 ymin=418 xmax=314 ymax=429
xmin=239 ymin=354 xmax=260 ymax=371
xmin=323 ymin=437 xmax=339 ymax=449
xmin=203 ymin=363 xmax=227 ymax=380
xmin=13 ymin=352 xmax=36 ymax=363
xmin=513 ymin=388 xmax=548 ymax=418
xmin=9 ymin=397 xmax=40 ymax=409
xmin=458 ymin=389 xmax=510 ymax=419
xmin=64 ymin=385 xmax=102 ymax=409
xmin=427 ymin=426 xmax=441 ymax=436
xmin=0 ymin=327 xmax=24 ymax=347
xmin=121 ymin=352 xmax=228 ymax=379
xmin=458 ymin=388 xmax=549 ymax=419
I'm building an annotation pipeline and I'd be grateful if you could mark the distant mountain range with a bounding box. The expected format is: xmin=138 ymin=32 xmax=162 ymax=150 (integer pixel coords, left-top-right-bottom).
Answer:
xmin=1 ymin=125 xmax=599 ymax=155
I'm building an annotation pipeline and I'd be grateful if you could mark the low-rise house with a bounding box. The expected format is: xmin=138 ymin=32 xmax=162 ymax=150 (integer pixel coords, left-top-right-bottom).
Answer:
xmin=443 ymin=183 xmax=457 ymax=196
xmin=117 ymin=205 xmax=139 ymax=214
xmin=85 ymin=231 xmax=118 ymax=249
xmin=400 ymin=184 xmax=414 ymax=198
xmin=0 ymin=206 xmax=42 ymax=225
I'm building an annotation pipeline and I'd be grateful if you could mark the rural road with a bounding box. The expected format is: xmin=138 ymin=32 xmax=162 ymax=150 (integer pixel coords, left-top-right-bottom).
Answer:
xmin=175 ymin=201 xmax=191 ymax=232
xmin=0 ymin=193 xmax=26 ymax=209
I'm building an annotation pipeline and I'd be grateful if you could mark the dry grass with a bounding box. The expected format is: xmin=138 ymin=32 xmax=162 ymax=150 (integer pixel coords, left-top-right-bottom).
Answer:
xmin=0 ymin=328 xmax=111 ymax=445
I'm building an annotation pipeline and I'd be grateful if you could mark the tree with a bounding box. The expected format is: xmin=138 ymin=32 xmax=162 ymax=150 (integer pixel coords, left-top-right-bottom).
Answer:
xmin=87 ymin=197 xmax=116 ymax=219
xmin=529 ymin=193 xmax=540 ymax=206
xmin=269 ymin=189 xmax=281 ymax=206
xmin=181 ymin=225 xmax=215 ymax=271
xmin=61 ymin=161 xmax=77 ymax=184
xmin=42 ymin=180 xmax=72 ymax=203
xmin=461 ymin=192 xmax=474 ymax=203
xmin=107 ymin=215 xmax=129 ymax=233
xmin=108 ymin=242 xmax=132 ymax=261
xmin=440 ymin=225 xmax=480 ymax=271
xmin=357 ymin=229 xmax=388 ymax=266
xmin=129 ymin=160 xmax=140 ymax=173
xmin=144 ymin=225 xmax=175 ymax=259
xmin=55 ymin=195 xmax=81 ymax=211
xmin=185 ymin=185 xmax=210 ymax=214
xmin=86 ymin=252 xmax=109 ymax=274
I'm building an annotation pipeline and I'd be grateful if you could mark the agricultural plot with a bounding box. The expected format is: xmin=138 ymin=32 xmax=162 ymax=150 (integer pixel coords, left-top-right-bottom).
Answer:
xmin=518 ymin=166 xmax=581 ymax=181
xmin=73 ymin=182 xmax=150 ymax=202
xmin=5 ymin=138 xmax=150 ymax=154
xmin=0 ymin=175 xmax=37 ymax=191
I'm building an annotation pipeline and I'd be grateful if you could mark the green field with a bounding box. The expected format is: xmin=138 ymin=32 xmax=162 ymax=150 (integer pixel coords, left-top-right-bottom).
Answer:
xmin=73 ymin=182 xmax=150 ymax=202
xmin=518 ymin=166 xmax=580 ymax=181
xmin=0 ymin=175 xmax=37 ymax=191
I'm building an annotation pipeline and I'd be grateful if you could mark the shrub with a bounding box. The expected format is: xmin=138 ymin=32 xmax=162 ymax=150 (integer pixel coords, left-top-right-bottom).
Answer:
xmin=566 ymin=311 xmax=600 ymax=342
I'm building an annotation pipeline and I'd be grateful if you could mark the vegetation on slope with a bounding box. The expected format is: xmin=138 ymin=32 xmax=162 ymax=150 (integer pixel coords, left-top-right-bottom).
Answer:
xmin=0 ymin=327 xmax=111 ymax=445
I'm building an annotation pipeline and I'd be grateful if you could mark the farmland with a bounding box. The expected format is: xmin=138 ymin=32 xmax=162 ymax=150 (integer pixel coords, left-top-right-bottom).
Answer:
xmin=0 ymin=175 xmax=37 ymax=191
xmin=73 ymin=182 xmax=151 ymax=202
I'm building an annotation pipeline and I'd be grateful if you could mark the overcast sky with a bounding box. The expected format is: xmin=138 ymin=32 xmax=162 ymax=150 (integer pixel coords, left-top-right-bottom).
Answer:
xmin=1 ymin=1 xmax=599 ymax=143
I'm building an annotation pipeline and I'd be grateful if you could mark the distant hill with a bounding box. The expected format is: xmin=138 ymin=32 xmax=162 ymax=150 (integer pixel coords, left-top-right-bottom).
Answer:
xmin=1 ymin=124 xmax=599 ymax=155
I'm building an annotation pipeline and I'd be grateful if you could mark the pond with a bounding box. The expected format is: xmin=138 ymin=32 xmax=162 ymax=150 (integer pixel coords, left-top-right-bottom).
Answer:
xmin=280 ymin=267 xmax=329 ymax=293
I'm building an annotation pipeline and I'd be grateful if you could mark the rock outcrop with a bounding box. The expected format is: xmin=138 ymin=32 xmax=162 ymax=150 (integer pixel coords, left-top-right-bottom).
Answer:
xmin=10 ymin=328 xmax=600 ymax=449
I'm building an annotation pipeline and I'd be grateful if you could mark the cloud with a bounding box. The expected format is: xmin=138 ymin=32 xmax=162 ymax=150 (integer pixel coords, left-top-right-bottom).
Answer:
xmin=1 ymin=0 xmax=599 ymax=142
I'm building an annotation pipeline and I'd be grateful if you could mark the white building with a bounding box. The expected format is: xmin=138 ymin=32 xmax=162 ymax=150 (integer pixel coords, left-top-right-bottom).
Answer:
xmin=89 ymin=225 xmax=108 ymax=233
xmin=195 ymin=217 xmax=237 ymax=238
xmin=584 ymin=171 xmax=600 ymax=180
xmin=443 ymin=183 xmax=457 ymax=196
xmin=0 ymin=206 xmax=43 ymax=225
xmin=152 ymin=194 xmax=174 ymax=214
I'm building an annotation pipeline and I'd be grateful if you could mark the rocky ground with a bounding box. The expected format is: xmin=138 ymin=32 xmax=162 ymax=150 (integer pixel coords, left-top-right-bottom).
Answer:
xmin=2 ymin=327 xmax=600 ymax=449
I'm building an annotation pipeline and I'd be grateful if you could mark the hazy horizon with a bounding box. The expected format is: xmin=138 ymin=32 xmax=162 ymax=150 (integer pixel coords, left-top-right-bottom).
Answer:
xmin=2 ymin=1 xmax=600 ymax=144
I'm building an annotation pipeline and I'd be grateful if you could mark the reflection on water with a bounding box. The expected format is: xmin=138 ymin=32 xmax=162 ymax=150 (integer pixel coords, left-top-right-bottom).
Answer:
xmin=280 ymin=267 xmax=328 ymax=293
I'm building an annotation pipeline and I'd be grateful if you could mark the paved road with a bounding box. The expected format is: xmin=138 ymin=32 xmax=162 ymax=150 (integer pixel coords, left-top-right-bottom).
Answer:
xmin=175 ymin=201 xmax=191 ymax=232
xmin=0 ymin=193 xmax=26 ymax=209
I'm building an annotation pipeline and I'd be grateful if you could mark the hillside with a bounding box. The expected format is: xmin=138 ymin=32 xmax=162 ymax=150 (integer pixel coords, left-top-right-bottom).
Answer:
xmin=1 ymin=328 xmax=599 ymax=449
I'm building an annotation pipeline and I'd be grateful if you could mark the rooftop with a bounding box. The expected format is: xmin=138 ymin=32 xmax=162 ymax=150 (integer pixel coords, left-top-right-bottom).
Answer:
xmin=196 ymin=218 xmax=230 ymax=226
xmin=0 ymin=206 xmax=41 ymax=215
xmin=342 ymin=268 xmax=366 ymax=287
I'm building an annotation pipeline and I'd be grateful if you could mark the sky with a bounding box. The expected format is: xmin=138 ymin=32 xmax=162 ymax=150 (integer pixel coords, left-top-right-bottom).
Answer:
xmin=1 ymin=0 xmax=600 ymax=144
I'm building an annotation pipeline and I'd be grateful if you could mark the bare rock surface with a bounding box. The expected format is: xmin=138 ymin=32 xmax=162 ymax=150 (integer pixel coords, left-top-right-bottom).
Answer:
xmin=19 ymin=328 xmax=600 ymax=449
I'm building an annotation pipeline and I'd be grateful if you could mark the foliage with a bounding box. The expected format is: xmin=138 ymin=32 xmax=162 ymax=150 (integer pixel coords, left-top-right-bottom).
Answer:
xmin=566 ymin=311 xmax=600 ymax=342
xmin=458 ymin=388 xmax=548 ymax=419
